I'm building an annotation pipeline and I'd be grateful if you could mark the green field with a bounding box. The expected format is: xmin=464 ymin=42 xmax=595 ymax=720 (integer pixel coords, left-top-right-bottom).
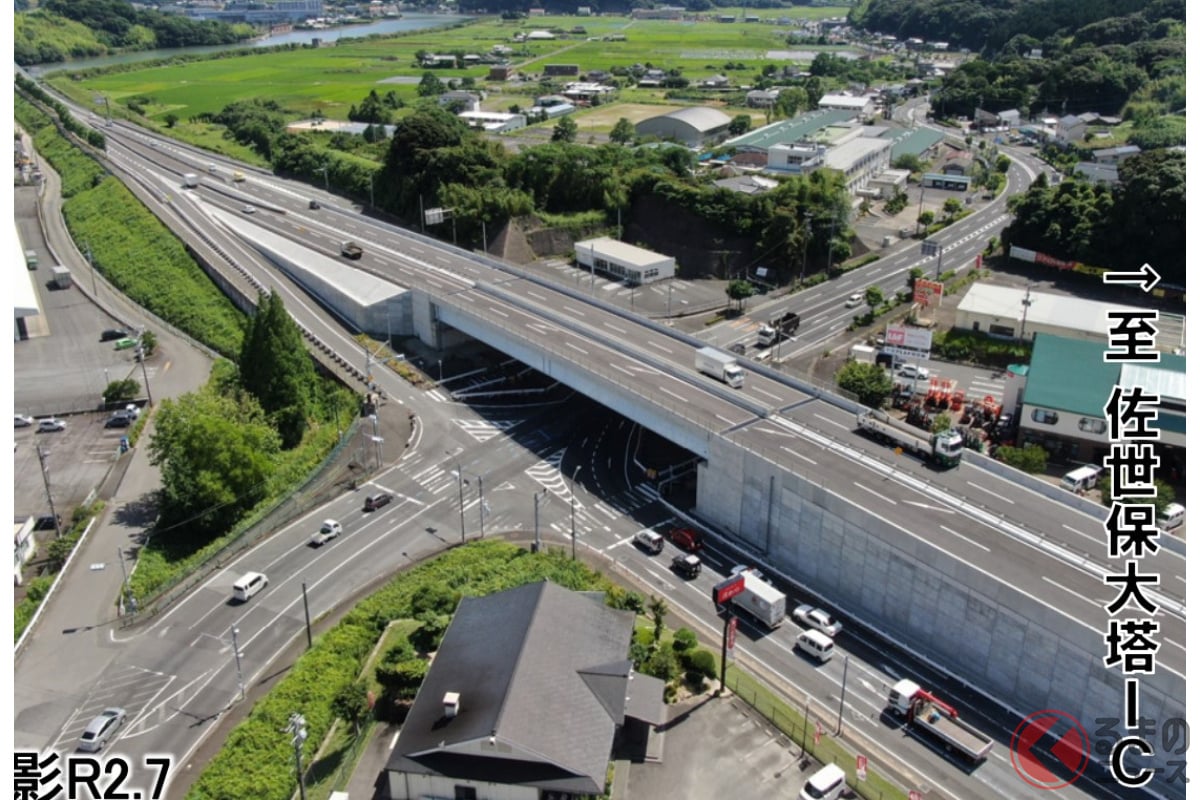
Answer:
xmin=48 ymin=9 xmax=852 ymax=126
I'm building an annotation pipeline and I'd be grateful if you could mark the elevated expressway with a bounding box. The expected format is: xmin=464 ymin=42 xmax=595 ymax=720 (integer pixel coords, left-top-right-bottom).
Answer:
xmin=98 ymin=120 xmax=1186 ymax=791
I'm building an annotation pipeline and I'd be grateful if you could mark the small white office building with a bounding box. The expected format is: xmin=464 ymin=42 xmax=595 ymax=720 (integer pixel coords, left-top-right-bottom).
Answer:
xmin=574 ymin=237 xmax=676 ymax=285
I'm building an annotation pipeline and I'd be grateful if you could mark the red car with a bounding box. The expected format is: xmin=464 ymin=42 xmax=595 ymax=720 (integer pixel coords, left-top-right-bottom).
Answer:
xmin=669 ymin=527 xmax=703 ymax=553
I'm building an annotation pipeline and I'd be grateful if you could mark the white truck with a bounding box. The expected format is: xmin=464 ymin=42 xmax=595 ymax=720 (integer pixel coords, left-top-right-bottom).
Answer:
xmin=182 ymin=173 xmax=199 ymax=188
xmin=730 ymin=571 xmax=786 ymax=628
xmin=887 ymin=679 xmax=994 ymax=763
xmin=856 ymin=409 xmax=962 ymax=468
xmin=695 ymin=346 xmax=745 ymax=389
xmin=756 ymin=311 xmax=800 ymax=347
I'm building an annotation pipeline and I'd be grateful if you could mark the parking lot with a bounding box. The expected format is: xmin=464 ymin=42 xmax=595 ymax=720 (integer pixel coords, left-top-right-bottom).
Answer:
xmin=626 ymin=693 xmax=815 ymax=800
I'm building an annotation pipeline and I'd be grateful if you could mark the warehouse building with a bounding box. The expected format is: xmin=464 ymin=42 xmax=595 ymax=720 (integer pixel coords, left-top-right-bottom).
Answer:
xmin=575 ymin=237 xmax=675 ymax=285
xmin=635 ymin=106 xmax=731 ymax=148
xmin=954 ymin=283 xmax=1146 ymax=344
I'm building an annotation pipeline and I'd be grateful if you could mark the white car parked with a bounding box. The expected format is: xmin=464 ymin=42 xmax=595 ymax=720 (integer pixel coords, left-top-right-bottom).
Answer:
xmin=792 ymin=604 xmax=843 ymax=638
xmin=896 ymin=363 xmax=930 ymax=380
xmin=310 ymin=519 xmax=342 ymax=546
xmin=15 ymin=414 xmax=34 ymax=428
xmin=37 ymin=418 xmax=67 ymax=432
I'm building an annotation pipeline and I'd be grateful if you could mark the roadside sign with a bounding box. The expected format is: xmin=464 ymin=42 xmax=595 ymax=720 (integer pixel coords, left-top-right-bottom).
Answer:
xmin=975 ymin=253 xmax=983 ymax=270
xmin=713 ymin=574 xmax=745 ymax=607
xmin=814 ymin=721 xmax=823 ymax=745
xmin=909 ymin=792 xmax=923 ymax=800
xmin=856 ymin=755 xmax=868 ymax=781
xmin=725 ymin=616 xmax=738 ymax=655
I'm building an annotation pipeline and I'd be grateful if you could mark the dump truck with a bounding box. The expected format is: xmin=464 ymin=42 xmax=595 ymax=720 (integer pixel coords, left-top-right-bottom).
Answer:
xmin=756 ymin=311 xmax=801 ymax=347
xmin=182 ymin=173 xmax=199 ymax=188
xmin=887 ymin=679 xmax=994 ymax=763
xmin=856 ymin=409 xmax=962 ymax=468
xmin=730 ymin=570 xmax=786 ymax=628
xmin=695 ymin=346 xmax=744 ymax=388
xmin=340 ymin=241 xmax=364 ymax=260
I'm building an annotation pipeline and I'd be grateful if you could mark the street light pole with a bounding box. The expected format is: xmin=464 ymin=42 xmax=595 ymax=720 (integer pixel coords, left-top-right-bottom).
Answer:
xmin=231 ymin=625 xmax=245 ymax=701
xmin=476 ymin=475 xmax=485 ymax=538
xmin=533 ymin=489 xmax=548 ymax=553
xmin=570 ymin=465 xmax=582 ymax=561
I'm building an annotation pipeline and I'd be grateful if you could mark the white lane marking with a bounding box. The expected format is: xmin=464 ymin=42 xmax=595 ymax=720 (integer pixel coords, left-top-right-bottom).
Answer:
xmin=782 ymin=446 xmax=817 ymax=465
xmin=662 ymin=388 xmax=689 ymax=404
xmin=852 ymin=482 xmax=899 ymax=506
xmin=813 ymin=413 xmax=847 ymax=429
xmin=938 ymin=525 xmax=990 ymax=552
xmin=565 ymin=342 xmax=588 ymax=355
xmin=645 ymin=341 xmax=672 ymax=354
xmin=603 ymin=321 xmax=626 ymax=333
xmin=966 ymin=480 xmax=1014 ymax=504
xmin=1043 ymin=577 xmax=1100 ymax=608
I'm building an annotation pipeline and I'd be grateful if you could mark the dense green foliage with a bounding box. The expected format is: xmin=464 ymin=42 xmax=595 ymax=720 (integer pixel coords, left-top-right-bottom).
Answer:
xmin=835 ymin=361 xmax=894 ymax=407
xmin=16 ymin=1 xmax=253 ymax=65
xmin=1004 ymin=151 xmax=1183 ymax=282
xmin=933 ymin=329 xmax=1031 ymax=367
xmin=861 ymin=0 xmax=1185 ymax=132
xmin=149 ymin=380 xmax=283 ymax=536
xmin=187 ymin=542 xmax=611 ymax=800
xmin=850 ymin=0 xmax=1182 ymax=53
xmin=239 ymin=291 xmax=321 ymax=449
xmin=16 ymin=76 xmax=106 ymax=150
xmin=995 ymin=444 xmax=1049 ymax=474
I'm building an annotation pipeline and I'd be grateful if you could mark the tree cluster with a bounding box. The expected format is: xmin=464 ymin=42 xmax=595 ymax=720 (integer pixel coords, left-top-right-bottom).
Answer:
xmin=1003 ymin=150 xmax=1183 ymax=283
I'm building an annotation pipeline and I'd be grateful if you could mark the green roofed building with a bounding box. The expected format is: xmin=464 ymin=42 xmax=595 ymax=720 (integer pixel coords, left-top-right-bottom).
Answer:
xmin=723 ymin=108 xmax=856 ymax=153
xmin=880 ymin=126 xmax=944 ymax=163
xmin=1020 ymin=333 xmax=1185 ymax=466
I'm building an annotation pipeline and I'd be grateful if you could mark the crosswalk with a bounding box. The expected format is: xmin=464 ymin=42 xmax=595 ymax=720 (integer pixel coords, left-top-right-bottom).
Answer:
xmin=452 ymin=418 xmax=523 ymax=443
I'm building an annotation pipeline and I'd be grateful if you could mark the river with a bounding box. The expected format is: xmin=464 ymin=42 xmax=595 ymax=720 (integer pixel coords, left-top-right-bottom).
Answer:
xmin=27 ymin=13 xmax=471 ymax=76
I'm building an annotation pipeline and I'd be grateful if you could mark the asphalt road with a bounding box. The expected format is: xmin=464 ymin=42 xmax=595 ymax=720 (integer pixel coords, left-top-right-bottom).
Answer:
xmin=14 ymin=97 xmax=1182 ymax=800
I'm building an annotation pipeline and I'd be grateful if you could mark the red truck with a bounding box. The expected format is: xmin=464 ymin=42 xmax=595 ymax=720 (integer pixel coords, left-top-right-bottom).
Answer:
xmin=669 ymin=527 xmax=703 ymax=553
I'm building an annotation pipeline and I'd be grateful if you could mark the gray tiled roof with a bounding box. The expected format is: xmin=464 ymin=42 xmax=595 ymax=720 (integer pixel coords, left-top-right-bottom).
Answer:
xmin=388 ymin=581 xmax=638 ymax=794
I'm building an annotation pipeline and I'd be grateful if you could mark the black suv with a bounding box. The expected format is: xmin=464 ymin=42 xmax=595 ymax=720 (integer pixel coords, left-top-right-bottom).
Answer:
xmin=100 ymin=329 xmax=129 ymax=342
xmin=362 ymin=492 xmax=392 ymax=512
xmin=105 ymin=414 xmax=132 ymax=428
xmin=672 ymin=554 xmax=702 ymax=579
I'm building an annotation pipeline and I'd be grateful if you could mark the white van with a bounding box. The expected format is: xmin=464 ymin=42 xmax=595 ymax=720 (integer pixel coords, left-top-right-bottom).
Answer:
xmin=1061 ymin=464 xmax=1102 ymax=493
xmin=232 ymin=571 xmax=268 ymax=602
xmin=1159 ymin=503 xmax=1185 ymax=531
xmin=803 ymin=763 xmax=846 ymax=799
xmin=795 ymin=629 xmax=835 ymax=663
xmin=633 ymin=530 xmax=664 ymax=554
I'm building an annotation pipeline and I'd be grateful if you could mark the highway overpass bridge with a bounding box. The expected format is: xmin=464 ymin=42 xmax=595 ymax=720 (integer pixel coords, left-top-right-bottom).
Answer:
xmin=132 ymin=132 xmax=1189 ymax=793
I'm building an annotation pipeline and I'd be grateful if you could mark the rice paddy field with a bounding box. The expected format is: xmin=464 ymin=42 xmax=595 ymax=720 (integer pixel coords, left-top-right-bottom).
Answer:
xmin=47 ymin=8 xmax=852 ymax=127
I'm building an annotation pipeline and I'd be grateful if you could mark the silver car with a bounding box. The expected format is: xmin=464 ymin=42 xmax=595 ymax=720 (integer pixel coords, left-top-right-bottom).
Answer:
xmin=78 ymin=707 xmax=126 ymax=752
xmin=37 ymin=418 xmax=66 ymax=432
xmin=792 ymin=604 xmax=843 ymax=638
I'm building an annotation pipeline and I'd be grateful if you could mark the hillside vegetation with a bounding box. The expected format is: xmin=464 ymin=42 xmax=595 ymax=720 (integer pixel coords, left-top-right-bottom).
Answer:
xmin=16 ymin=0 xmax=254 ymax=65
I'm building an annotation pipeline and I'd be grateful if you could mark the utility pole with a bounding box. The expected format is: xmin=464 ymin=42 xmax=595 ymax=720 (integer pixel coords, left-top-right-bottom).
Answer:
xmin=570 ymin=465 xmax=582 ymax=561
xmin=476 ymin=475 xmax=485 ymax=538
xmin=231 ymin=625 xmax=245 ymax=701
xmin=533 ymin=489 xmax=548 ymax=553
xmin=1018 ymin=282 xmax=1035 ymax=342
xmin=137 ymin=327 xmax=153 ymax=406
xmin=827 ymin=216 xmax=836 ymax=274
xmin=301 ymin=582 xmax=313 ymax=649
xmin=84 ymin=241 xmax=96 ymax=297
xmin=36 ymin=446 xmax=62 ymax=539
xmin=287 ymin=714 xmax=308 ymax=800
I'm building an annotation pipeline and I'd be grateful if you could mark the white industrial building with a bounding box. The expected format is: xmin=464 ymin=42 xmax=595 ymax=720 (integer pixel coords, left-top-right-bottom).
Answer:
xmin=574 ymin=237 xmax=675 ymax=285
xmin=823 ymin=136 xmax=894 ymax=194
xmin=954 ymin=283 xmax=1147 ymax=344
xmin=635 ymin=107 xmax=732 ymax=148
xmin=457 ymin=111 xmax=527 ymax=133
xmin=817 ymin=93 xmax=875 ymax=117
xmin=13 ymin=225 xmax=41 ymax=341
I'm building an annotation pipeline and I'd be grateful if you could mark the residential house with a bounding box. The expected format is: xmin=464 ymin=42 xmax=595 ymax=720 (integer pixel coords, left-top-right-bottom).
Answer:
xmin=1092 ymin=145 xmax=1141 ymax=165
xmin=438 ymin=90 xmax=482 ymax=113
xmin=745 ymin=89 xmax=779 ymax=108
xmin=385 ymin=582 xmax=665 ymax=800
xmin=1055 ymin=114 xmax=1087 ymax=144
